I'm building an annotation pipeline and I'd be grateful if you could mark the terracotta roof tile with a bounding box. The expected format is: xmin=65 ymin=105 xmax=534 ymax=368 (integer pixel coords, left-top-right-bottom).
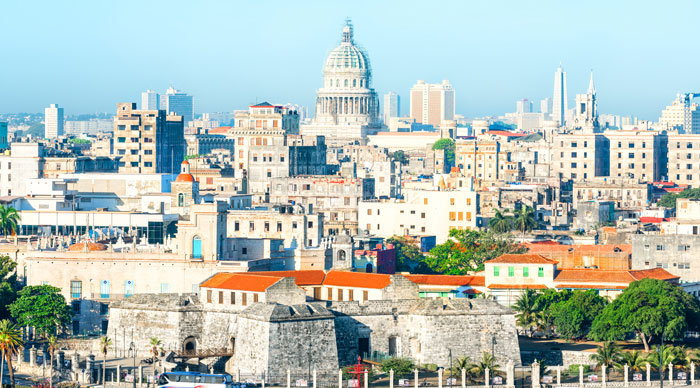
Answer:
xmin=200 ymin=273 xmax=282 ymax=292
xmin=404 ymin=274 xmax=485 ymax=287
xmin=554 ymin=269 xmax=635 ymax=284
xmin=488 ymin=284 xmax=547 ymax=289
xmin=247 ymin=270 xmax=326 ymax=286
xmin=323 ymin=271 xmax=391 ymax=289
xmin=629 ymin=268 xmax=679 ymax=281
xmin=525 ymin=244 xmax=632 ymax=255
xmin=486 ymin=254 xmax=558 ymax=265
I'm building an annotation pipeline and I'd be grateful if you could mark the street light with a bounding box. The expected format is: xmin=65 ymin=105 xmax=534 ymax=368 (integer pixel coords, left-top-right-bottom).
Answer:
xmin=448 ymin=349 xmax=453 ymax=388
xmin=129 ymin=342 xmax=136 ymax=388
xmin=658 ymin=336 xmax=664 ymax=388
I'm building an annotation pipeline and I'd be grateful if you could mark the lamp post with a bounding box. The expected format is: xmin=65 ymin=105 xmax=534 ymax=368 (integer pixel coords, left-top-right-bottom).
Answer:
xmin=129 ymin=342 xmax=136 ymax=388
xmin=449 ymin=349 xmax=453 ymax=388
xmin=658 ymin=336 xmax=664 ymax=388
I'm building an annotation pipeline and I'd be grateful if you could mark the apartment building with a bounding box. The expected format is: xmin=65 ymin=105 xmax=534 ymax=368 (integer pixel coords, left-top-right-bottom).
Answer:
xmin=667 ymin=134 xmax=700 ymax=186
xmin=605 ymin=131 xmax=667 ymax=182
xmin=550 ymin=133 xmax=609 ymax=181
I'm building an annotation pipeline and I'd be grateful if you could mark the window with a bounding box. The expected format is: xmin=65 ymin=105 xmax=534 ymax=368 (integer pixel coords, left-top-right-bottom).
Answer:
xmin=508 ymin=266 xmax=514 ymax=277
xmin=219 ymin=291 xmax=223 ymax=304
xmin=450 ymin=198 xmax=455 ymax=205
xmin=234 ymin=221 xmax=240 ymax=231
xmin=118 ymin=137 xmax=126 ymax=143
xmin=523 ymin=267 xmax=529 ymax=277
xmin=160 ymin=283 xmax=170 ymax=293
xmin=100 ymin=280 xmax=110 ymax=299
xmin=656 ymin=245 xmax=664 ymax=251
xmin=250 ymin=222 xmax=255 ymax=231
xmin=144 ymin=149 xmax=153 ymax=155
xmin=72 ymin=300 xmax=81 ymax=314
xmin=337 ymin=289 xmax=343 ymax=301
xmin=100 ymin=303 xmax=109 ymax=316
xmin=207 ymin=290 xmax=212 ymax=303
xmin=124 ymin=280 xmax=134 ymax=297
xmin=231 ymin=292 xmax=236 ymax=304
xmin=70 ymin=281 xmax=82 ymax=299
xmin=144 ymin=125 xmax=152 ymax=131
xmin=538 ymin=267 xmax=544 ymax=277
xmin=493 ymin=266 xmax=500 ymax=276
xmin=242 ymin=293 xmax=247 ymax=306
xmin=144 ymin=162 xmax=152 ymax=167
xmin=449 ymin=212 xmax=456 ymax=221
xmin=253 ymin=293 xmax=259 ymax=303
xmin=192 ymin=236 xmax=202 ymax=259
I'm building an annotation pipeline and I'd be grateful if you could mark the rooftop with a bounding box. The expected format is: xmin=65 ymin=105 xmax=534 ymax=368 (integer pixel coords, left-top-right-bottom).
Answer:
xmin=485 ymin=254 xmax=558 ymax=265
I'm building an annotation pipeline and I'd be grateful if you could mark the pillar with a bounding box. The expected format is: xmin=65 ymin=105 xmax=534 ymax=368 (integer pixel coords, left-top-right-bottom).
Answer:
xmin=87 ymin=354 xmax=96 ymax=384
xmin=57 ymin=351 xmax=65 ymax=371
xmin=485 ymin=368 xmax=490 ymax=388
xmin=557 ymin=367 xmax=561 ymax=387
xmin=338 ymin=369 xmax=343 ymax=388
xmin=415 ymin=369 xmax=419 ymax=388
xmin=117 ymin=363 xmax=121 ymax=383
xmin=692 ymin=362 xmax=695 ymax=385
xmin=462 ymin=368 xmax=467 ymax=388
xmin=439 ymin=368 xmax=443 ymax=388
xmin=646 ymin=363 xmax=650 ymax=387
xmin=579 ymin=365 xmax=584 ymax=387
xmin=71 ymin=353 xmax=79 ymax=374
xmin=139 ymin=365 xmax=144 ymax=387
xmin=364 ymin=370 xmax=368 ymax=388
xmin=30 ymin=346 xmax=36 ymax=367
xmin=602 ymin=365 xmax=606 ymax=388
xmin=531 ymin=362 xmax=540 ymax=388
xmin=313 ymin=369 xmax=317 ymax=388
xmin=390 ymin=369 xmax=394 ymax=388
xmin=507 ymin=360 xmax=514 ymax=387
xmin=210 ymin=367 xmax=214 ymax=374
xmin=624 ymin=364 xmax=628 ymax=387
xmin=287 ymin=369 xmax=291 ymax=388
xmin=669 ymin=363 xmax=673 ymax=384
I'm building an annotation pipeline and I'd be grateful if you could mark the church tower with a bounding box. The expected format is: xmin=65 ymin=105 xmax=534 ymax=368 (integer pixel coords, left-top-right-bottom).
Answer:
xmin=574 ymin=71 xmax=599 ymax=132
xmin=171 ymin=160 xmax=200 ymax=218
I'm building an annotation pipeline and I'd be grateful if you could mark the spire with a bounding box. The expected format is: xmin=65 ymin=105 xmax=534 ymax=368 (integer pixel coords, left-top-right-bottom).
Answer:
xmin=588 ymin=70 xmax=595 ymax=95
xmin=342 ymin=18 xmax=353 ymax=43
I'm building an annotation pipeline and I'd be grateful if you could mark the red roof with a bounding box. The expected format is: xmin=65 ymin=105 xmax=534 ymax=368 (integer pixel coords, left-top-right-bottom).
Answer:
xmin=404 ymin=274 xmax=485 ymax=287
xmin=208 ymin=126 xmax=232 ymax=134
xmin=175 ymin=173 xmax=195 ymax=183
xmin=246 ymin=270 xmax=326 ymax=286
xmin=555 ymin=284 xmax=626 ymax=290
xmin=486 ymin=254 xmax=558 ymax=265
xmin=323 ymin=271 xmax=392 ymax=289
xmin=488 ymin=284 xmax=547 ymax=289
xmin=200 ymin=273 xmax=282 ymax=292
xmin=639 ymin=217 xmax=670 ymax=223
xmin=554 ymin=268 xmax=679 ymax=284
xmin=629 ymin=268 xmax=679 ymax=282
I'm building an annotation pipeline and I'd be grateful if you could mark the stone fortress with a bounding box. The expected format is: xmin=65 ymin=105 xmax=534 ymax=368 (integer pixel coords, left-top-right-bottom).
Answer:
xmin=108 ymin=271 xmax=521 ymax=383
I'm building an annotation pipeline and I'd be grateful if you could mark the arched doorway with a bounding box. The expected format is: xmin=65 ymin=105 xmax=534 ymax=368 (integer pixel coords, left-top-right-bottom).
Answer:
xmin=183 ymin=336 xmax=196 ymax=354
xmin=230 ymin=337 xmax=236 ymax=355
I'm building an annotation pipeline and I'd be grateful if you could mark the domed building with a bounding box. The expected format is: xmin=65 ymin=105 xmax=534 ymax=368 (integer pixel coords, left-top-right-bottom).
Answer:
xmin=171 ymin=160 xmax=200 ymax=218
xmin=301 ymin=20 xmax=381 ymax=145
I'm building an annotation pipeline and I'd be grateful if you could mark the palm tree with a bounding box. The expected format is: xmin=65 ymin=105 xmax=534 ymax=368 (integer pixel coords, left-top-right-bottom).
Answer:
xmin=512 ymin=207 xmax=537 ymax=236
xmin=0 ymin=319 xmax=25 ymax=388
xmin=149 ymin=337 xmax=162 ymax=374
xmin=47 ymin=335 xmax=58 ymax=388
xmin=512 ymin=290 xmax=540 ymax=336
xmin=535 ymin=310 xmax=555 ymax=339
xmin=591 ymin=342 xmax=622 ymax=370
xmin=100 ymin=336 xmax=112 ymax=385
xmin=669 ymin=345 xmax=695 ymax=370
xmin=647 ymin=345 xmax=678 ymax=378
xmin=0 ymin=205 xmax=20 ymax=238
xmin=488 ymin=210 xmax=512 ymax=234
xmin=621 ymin=350 xmax=647 ymax=372
xmin=452 ymin=356 xmax=475 ymax=379
xmin=473 ymin=352 xmax=500 ymax=376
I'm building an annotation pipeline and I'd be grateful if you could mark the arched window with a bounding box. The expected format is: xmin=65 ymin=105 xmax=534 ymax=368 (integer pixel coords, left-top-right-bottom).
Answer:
xmin=192 ymin=236 xmax=202 ymax=259
xmin=338 ymin=250 xmax=346 ymax=261
xmin=344 ymin=79 xmax=348 ymax=87
xmin=178 ymin=193 xmax=185 ymax=207
xmin=360 ymin=80 xmax=364 ymax=88
xmin=353 ymin=79 xmax=357 ymax=87
xmin=336 ymin=79 xmax=340 ymax=87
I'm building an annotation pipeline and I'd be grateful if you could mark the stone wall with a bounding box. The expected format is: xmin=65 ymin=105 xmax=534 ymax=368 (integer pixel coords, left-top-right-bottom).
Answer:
xmin=521 ymin=350 xmax=594 ymax=368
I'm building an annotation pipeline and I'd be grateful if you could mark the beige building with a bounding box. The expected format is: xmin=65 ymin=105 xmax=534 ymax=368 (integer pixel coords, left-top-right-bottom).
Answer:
xmin=409 ymin=80 xmax=455 ymax=127
xmin=112 ymin=103 xmax=185 ymax=174
xmin=604 ymin=131 xmax=667 ymax=182
xmin=573 ymin=178 xmax=651 ymax=209
xmin=667 ymin=134 xmax=700 ymax=186
xmin=550 ymin=133 xmax=609 ymax=181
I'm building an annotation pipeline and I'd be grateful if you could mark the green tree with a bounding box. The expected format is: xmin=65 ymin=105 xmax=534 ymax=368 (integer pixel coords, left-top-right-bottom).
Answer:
xmin=646 ymin=344 xmax=678 ymax=377
xmin=391 ymin=150 xmax=408 ymax=165
xmin=551 ymin=290 xmax=607 ymax=340
xmin=512 ymin=207 xmax=537 ymax=235
xmin=386 ymin=236 xmax=424 ymax=272
xmin=591 ymin=342 xmax=622 ymax=370
xmin=0 ymin=255 xmax=18 ymax=320
xmin=621 ymin=350 xmax=647 ymax=372
xmin=657 ymin=188 xmax=700 ymax=209
xmin=100 ymin=336 xmax=112 ymax=385
xmin=8 ymin=285 xmax=72 ymax=337
xmin=0 ymin=205 xmax=20 ymax=237
xmin=534 ymin=289 xmax=572 ymax=338
xmin=380 ymin=357 xmax=415 ymax=379
xmin=589 ymin=279 xmax=700 ymax=352
xmin=452 ymin=356 xmax=475 ymax=379
xmin=149 ymin=337 xmax=163 ymax=373
xmin=512 ymin=290 xmax=540 ymax=336
xmin=472 ymin=352 xmax=500 ymax=376
xmin=488 ymin=210 xmax=512 ymax=234
xmin=432 ymin=138 xmax=455 ymax=168
xmin=423 ymin=229 xmax=525 ymax=274
xmin=0 ymin=319 xmax=24 ymax=388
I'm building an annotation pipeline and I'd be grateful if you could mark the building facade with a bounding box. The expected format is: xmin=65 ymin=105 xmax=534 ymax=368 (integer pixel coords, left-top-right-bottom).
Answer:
xmin=409 ymin=80 xmax=455 ymax=128
xmin=45 ymin=104 xmax=64 ymax=139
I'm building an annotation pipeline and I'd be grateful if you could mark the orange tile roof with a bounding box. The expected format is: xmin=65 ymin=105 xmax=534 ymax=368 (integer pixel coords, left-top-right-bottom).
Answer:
xmin=208 ymin=126 xmax=232 ymax=134
xmin=629 ymin=268 xmax=680 ymax=282
xmin=554 ymin=268 xmax=679 ymax=284
xmin=486 ymin=254 xmax=558 ymax=265
xmin=200 ymin=273 xmax=282 ymax=292
xmin=323 ymin=271 xmax=392 ymax=289
xmin=525 ymin=244 xmax=632 ymax=255
xmin=404 ymin=274 xmax=485 ymax=287
xmin=488 ymin=284 xmax=548 ymax=289
xmin=555 ymin=284 xmax=626 ymax=290
xmin=246 ymin=270 xmax=326 ymax=286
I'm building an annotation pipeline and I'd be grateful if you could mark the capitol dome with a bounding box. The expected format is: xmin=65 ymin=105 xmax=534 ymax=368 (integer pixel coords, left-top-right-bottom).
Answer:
xmin=322 ymin=21 xmax=372 ymax=88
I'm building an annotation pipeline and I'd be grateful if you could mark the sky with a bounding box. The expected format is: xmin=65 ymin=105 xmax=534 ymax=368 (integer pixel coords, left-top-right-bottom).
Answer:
xmin=2 ymin=1 xmax=700 ymax=121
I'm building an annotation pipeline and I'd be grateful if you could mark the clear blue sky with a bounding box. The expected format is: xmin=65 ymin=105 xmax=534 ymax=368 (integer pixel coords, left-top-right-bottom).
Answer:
xmin=2 ymin=0 xmax=699 ymax=120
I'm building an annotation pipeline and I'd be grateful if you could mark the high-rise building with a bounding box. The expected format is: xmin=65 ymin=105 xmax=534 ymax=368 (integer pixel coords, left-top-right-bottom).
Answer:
xmin=540 ymin=97 xmax=552 ymax=116
xmin=660 ymin=94 xmax=700 ymax=134
xmin=0 ymin=122 xmax=7 ymax=150
xmin=44 ymin=104 xmax=64 ymax=139
xmin=162 ymin=87 xmax=194 ymax=126
xmin=301 ymin=20 xmax=381 ymax=144
xmin=112 ymin=103 xmax=185 ymax=174
xmin=516 ymin=99 xmax=532 ymax=114
xmin=409 ymin=80 xmax=455 ymax=128
xmin=141 ymin=89 xmax=160 ymax=110
xmin=383 ymin=92 xmax=400 ymax=124
xmin=552 ymin=65 xmax=568 ymax=127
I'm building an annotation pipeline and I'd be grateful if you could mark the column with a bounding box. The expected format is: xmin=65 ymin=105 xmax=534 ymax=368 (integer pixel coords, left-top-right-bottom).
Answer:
xmin=531 ymin=362 xmax=540 ymax=388
xmin=624 ymin=364 xmax=628 ymax=387
xmin=313 ymin=369 xmax=317 ymax=388
xmin=30 ymin=346 xmax=36 ymax=367
xmin=438 ymin=368 xmax=443 ymax=388
xmin=463 ymin=368 xmax=467 ymax=388
xmin=557 ymin=367 xmax=561 ymax=387
xmin=390 ymin=369 xmax=394 ymax=388
xmin=415 ymin=369 xmax=419 ymax=388
xmin=287 ymin=369 xmax=291 ymax=388
xmin=139 ymin=365 xmax=144 ymax=388
xmin=485 ymin=368 xmax=490 ymax=388
xmin=602 ymin=365 xmax=606 ymax=388
xmin=364 ymin=370 xmax=368 ymax=388
xmin=669 ymin=363 xmax=673 ymax=385
xmin=117 ymin=363 xmax=121 ymax=384
xmin=87 ymin=354 xmax=96 ymax=384
xmin=506 ymin=360 xmax=514 ymax=387
xmin=71 ymin=353 xmax=79 ymax=374
xmin=646 ymin=363 xmax=651 ymax=387
xmin=338 ymin=369 xmax=343 ymax=388
xmin=579 ymin=365 xmax=584 ymax=387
